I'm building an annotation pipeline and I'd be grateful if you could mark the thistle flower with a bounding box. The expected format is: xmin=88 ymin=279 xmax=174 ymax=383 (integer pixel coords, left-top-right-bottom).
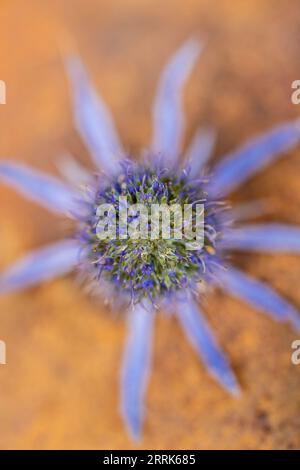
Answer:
xmin=1 ymin=39 xmax=300 ymax=440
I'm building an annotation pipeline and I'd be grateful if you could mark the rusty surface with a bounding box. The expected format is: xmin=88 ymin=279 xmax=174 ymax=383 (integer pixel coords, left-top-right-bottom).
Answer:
xmin=0 ymin=0 xmax=300 ymax=449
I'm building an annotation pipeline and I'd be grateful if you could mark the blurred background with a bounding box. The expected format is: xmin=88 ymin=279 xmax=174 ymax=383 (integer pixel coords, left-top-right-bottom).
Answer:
xmin=0 ymin=0 xmax=300 ymax=449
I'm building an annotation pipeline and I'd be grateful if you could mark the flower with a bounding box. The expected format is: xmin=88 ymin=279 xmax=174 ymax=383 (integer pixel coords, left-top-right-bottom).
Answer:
xmin=80 ymin=160 xmax=222 ymax=304
xmin=1 ymin=39 xmax=300 ymax=440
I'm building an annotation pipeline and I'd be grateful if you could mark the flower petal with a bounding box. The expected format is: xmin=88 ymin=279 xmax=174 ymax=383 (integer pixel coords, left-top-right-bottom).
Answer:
xmin=219 ymin=266 xmax=300 ymax=331
xmin=185 ymin=127 xmax=216 ymax=177
xmin=221 ymin=224 xmax=300 ymax=252
xmin=56 ymin=154 xmax=92 ymax=188
xmin=120 ymin=303 xmax=155 ymax=440
xmin=229 ymin=199 xmax=271 ymax=223
xmin=0 ymin=161 xmax=78 ymax=215
xmin=209 ymin=120 xmax=300 ymax=197
xmin=152 ymin=39 xmax=203 ymax=165
xmin=0 ymin=240 xmax=80 ymax=294
xmin=176 ymin=299 xmax=240 ymax=395
xmin=66 ymin=56 xmax=123 ymax=174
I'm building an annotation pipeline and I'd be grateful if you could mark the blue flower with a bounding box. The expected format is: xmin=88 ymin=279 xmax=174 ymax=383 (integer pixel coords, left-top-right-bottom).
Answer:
xmin=1 ymin=39 xmax=300 ymax=440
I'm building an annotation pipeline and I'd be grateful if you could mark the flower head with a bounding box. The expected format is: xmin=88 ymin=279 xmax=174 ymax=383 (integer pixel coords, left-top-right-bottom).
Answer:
xmin=1 ymin=39 xmax=300 ymax=440
xmin=79 ymin=160 xmax=224 ymax=304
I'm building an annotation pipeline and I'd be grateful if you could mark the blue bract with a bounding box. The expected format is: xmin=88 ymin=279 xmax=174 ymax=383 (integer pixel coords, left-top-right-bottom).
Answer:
xmin=1 ymin=39 xmax=300 ymax=440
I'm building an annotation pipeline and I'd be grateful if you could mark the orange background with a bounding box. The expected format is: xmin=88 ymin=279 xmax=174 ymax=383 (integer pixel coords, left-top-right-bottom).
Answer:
xmin=0 ymin=0 xmax=300 ymax=449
